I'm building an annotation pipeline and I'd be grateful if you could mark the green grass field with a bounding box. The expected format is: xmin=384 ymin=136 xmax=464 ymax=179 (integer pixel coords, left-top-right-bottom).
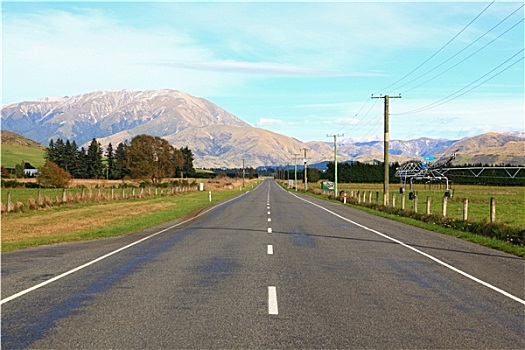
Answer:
xmin=1 ymin=144 xmax=46 ymax=168
xmin=336 ymin=183 xmax=525 ymax=229
xmin=1 ymin=187 xmax=246 ymax=252
xmin=2 ymin=187 xmax=123 ymax=204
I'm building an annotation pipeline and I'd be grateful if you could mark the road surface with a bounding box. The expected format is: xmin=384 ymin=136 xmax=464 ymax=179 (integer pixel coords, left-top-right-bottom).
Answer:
xmin=2 ymin=179 xmax=524 ymax=349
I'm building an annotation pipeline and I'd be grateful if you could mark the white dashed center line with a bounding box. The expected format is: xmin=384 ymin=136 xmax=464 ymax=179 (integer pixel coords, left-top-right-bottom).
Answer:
xmin=267 ymin=245 xmax=273 ymax=255
xmin=268 ymin=286 xmax=278 ymax=315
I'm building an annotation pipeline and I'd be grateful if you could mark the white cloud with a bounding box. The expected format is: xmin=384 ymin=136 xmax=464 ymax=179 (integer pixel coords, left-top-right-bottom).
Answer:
xmin=1 ymin=8 xmax=241 ymax=103
xmin=334 ymin=117 xmax=360 ymax=125
xmin=256 ymin=118 xmax=290 ymax=126
xmin=158 ymin=60 xmax=383 ymax=77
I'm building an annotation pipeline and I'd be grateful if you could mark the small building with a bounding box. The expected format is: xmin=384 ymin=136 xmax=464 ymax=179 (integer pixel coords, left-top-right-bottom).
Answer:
xmin=23 ymin=162 xmax=38 ymax=177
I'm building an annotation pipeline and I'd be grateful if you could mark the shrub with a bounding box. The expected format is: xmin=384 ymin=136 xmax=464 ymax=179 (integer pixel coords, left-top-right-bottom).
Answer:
xmin=37 ymin=161 xmax=72 ymax=188
xmin=1 ymin=179 xmax=21 ymax=188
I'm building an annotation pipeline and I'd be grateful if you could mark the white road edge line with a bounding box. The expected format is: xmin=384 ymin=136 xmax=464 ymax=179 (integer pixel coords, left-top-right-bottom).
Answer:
xmin=1 ymin=193 xmax=247 ymax=305
xmin=268 ymin=286 xmax=278 ymax=315
xmin=267 ymin=245 xmax=274 ymax=255
xmin=285 ymin=189 xmax=525 ymax=306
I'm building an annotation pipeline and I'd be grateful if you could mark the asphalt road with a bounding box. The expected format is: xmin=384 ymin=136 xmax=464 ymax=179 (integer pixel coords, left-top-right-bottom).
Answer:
xmin=2 ymin=179 xmax=524 ymax=349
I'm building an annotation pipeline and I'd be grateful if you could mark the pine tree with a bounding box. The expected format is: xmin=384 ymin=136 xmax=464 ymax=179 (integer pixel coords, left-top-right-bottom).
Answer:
xmin=45 ymin=139 xmax=57 ymax=163
xmin=54 ymin=138 xmax=66 ymax=170
xmin=115 ymin=142 xmax=130 ymax=179
xmin=75 ymin=147 xmax=89 ymax=179
xmin=177 ymin=146 xmax=195 ymax=178
xmin=106 ymin=143 xmax=116 ymax=180
xmin=86 ymin=138 xmax=104 ymax=179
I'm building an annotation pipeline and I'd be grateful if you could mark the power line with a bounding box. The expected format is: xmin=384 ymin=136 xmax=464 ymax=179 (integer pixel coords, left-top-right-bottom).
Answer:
xmin=404 ymin=19 xmax=523 ymax=94
xmin=335 ymin=97 xmax=370 ymax=134
xmin=337 ymin=98 xmax=380 ymax=135
xmin=394 ymin=48 xmax=524 ymax=116
xmin=397 ymin=5 xmax=524 ymax=94
xmin=374 ymin=0 xmax=495 ymax=95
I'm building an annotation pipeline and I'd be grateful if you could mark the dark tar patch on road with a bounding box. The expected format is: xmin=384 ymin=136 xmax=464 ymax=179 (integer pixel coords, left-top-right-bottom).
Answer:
xmin=195 ymin=257 xmax=239 ymax=287
xmin=292 ymin=232 xmax=316 ymax=248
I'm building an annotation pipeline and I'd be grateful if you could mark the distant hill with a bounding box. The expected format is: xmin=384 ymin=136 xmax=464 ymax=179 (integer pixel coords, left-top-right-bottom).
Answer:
xmin=1 ymin=131 xmax=46 ymax=168
xmin=164 ymin=125 xmax=308 ymax=168
xmin=1 ymin=89 xmax=249 ymax=146
xmin=2 ymin=89 xmax=523 ymax=168
xmin=446 ymin=132 xmax=525 ymax=166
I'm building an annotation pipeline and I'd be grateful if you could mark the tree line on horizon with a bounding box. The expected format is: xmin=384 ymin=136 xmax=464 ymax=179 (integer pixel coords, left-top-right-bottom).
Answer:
xmin=45 ymin=135 xmax=195 ymax=183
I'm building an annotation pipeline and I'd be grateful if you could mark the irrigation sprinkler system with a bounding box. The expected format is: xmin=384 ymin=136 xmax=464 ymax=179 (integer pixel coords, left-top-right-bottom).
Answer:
xmin=395 ymin=150 xmax=524 ymax=199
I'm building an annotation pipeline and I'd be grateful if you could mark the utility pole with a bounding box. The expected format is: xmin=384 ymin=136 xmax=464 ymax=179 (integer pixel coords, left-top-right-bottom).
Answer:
xmin=371 ymin=94 xmax=401 ymax=205
xmin=293 ymin=153 xmax=300 ymax=191
xmin=327 ymin=134 xmax=344 ymax=196
xmin=302 ymin=148 xmax=309 ymax=191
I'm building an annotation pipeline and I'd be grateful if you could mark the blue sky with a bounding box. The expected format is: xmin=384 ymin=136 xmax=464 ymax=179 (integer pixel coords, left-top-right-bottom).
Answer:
xmin=2 ymin=1 xmax=524 ymax=142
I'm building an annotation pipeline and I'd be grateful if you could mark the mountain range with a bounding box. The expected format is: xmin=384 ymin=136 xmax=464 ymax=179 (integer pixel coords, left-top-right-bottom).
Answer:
xmin=2 ymin=89 xmax=524 ymax=168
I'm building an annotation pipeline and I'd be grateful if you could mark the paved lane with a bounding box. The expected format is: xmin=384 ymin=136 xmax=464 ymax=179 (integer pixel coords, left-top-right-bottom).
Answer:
xmin=2 ymin=179 xmax=523 ymax=349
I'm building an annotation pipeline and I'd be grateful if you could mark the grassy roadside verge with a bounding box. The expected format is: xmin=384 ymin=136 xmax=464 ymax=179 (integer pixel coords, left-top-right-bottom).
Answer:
xmin=285 ymin=185 xmax=525 ymax=258
xmin=348 ymin=204 xmax=525 ymax=258
xmin=1 ymin=188 xmax=246 ymax=252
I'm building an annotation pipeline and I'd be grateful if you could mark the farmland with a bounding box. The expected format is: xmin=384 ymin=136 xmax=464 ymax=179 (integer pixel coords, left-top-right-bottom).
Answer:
xmin=336 ymin=183 xmax=525 ymax=230
xmin=1 ymin=178 xmax=257 ymax=251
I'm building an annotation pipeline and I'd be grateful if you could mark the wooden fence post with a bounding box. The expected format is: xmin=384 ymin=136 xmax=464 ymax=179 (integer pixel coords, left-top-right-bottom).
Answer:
xmin=82 ymin=188 xmax=85 ymax=199
xmin=7 ymin=192 xmax=12 ymax=212
xmin=375 ymin=191 xmax=379 ymax=204
xmin=357 ymin=191 xmax=361 ymax=204
xmin=442 ymin=196 xmax=447 ymax=217
xmin=392 ymin=193 xmax=396 ymax=208
xmin=37 ymin=190 xmax=42 ymax=206
xmin=490 ymin=197 xmax=496 ymax=223
xmin=111 ymin=188 xmax=114 ymax=200
xmin=62 ymin=189 xmax=67 ymax=202
xmin=426 ymin=196 xmax=431 ymax=215
xmin=401 ymin=193 xmax=405 ymax=210
xmin=413 ymin=195 xmax=418 ymax=213
xmin=463 ymin=198 xmax=469 ymax=221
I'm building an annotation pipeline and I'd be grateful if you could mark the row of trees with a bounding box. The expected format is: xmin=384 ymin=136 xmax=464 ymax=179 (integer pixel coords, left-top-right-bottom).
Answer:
xmin=324 ymin=162 xmax=525 ymax=185
xmin=325 ymin=162 xmax=400 ymax=183
xmin=275 ymin=163 xmax=398 ymax=184
xmin=45 ymin=135 xmax=195 ymax=183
